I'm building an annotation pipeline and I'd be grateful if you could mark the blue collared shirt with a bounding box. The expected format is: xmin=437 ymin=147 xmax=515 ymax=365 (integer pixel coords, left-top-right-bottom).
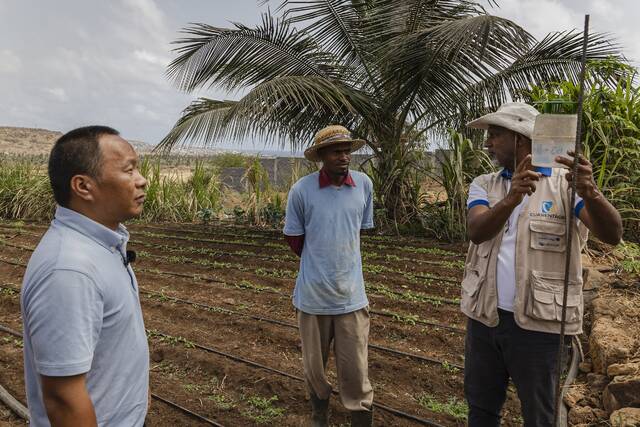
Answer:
xmin=283 ymin=171 xmax=374 ymax=315
xmin=21 ymin=206 xmax=149 ymax=427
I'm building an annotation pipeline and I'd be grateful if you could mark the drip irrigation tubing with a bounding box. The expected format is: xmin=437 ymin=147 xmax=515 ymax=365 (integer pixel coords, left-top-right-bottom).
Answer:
xmin=0 ymin=383 xmax=29 ymax=421
xmin=0 ymin=323 xmax=448 ymax=427
xmin=150 ymin=393 xmax=225 ymax=427
xmin=0 ymin=324 xmax=226 ymax=427
xmin=139 ymin=288 xmax=464 ymax=369
xmin=147 ymin=330 xmax=448 ymax=427
xmin=0 ymin=237 xmax=462 ymax=309
xmin=128 ymin=235 xmax=463 ymax=284
xmin=128 ymin=238 xmax=463 ymax=286
xmin=129 ymin=223 xmax=467 ymax=258
xmin=0 ymin=253 xmax=466 ymax=335
xmin=0 ymin=222 xmax=466 ymax=266
xmin=0 ymin=281 xmax=463 ymax=370
xmin=0 ymin=227 xmax=463 ymax=286
xmin=133 ymin=229 xmax=465 ymax=271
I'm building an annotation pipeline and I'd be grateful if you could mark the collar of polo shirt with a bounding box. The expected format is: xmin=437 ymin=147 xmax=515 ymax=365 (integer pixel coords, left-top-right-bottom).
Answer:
xmin=54 ymin=206 xmax=129 ymax=253
xmin=500 ymin=166 xmax=552 ymax=180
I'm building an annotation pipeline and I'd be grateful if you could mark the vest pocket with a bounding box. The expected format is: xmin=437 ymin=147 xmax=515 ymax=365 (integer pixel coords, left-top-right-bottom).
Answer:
xmin=529 ymin=221 xmax=566 ymax=252
xmin=461 ymin=267 xmax=485 ymax=313
xmin=527 ymin=270 xmax=582 ymax=322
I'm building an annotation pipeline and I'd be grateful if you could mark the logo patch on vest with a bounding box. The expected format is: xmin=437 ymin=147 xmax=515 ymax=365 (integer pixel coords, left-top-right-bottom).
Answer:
xmin=541 ymin=200 xmax=555 ymax=214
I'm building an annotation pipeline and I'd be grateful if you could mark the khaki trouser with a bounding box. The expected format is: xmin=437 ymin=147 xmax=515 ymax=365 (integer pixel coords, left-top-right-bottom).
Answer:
xmin=297 ymin=308 xmax=374 ymax=412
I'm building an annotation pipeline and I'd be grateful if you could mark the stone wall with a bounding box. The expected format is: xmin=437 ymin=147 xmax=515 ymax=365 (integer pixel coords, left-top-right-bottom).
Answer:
xmin=563 ymin=264 xmax=640 ymax=426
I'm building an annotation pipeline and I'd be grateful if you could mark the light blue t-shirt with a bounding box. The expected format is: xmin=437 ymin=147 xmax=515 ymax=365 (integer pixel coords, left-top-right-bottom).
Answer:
xmin=21 ymin=206 xmax=149 ymax=427
xmin=284 ymin=170 xmax=374 ymax=315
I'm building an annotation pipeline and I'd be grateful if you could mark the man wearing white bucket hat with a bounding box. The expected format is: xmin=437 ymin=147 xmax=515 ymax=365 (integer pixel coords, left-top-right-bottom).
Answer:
xmin=462 ymin=102 xmax=622 ymax=426
xmin=283 ymin=125 xmax=375 ymax=426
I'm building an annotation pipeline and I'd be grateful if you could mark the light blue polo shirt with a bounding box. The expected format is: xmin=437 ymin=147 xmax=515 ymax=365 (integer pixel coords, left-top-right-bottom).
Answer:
xmin=284 ymin=170 xmax=374 ymax=315
xmin=21 ymin=206 xmax=149 ymax=427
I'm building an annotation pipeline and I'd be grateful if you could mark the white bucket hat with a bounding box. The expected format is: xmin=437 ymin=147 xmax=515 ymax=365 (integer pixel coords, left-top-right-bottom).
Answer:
xmin=467 ymin=102 xmax=540 ymax=139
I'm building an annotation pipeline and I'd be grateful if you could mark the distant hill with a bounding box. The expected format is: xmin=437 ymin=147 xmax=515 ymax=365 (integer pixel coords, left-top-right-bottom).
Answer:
xmin=0 ymin=126 xmax=62 ymax=156
xmin=0 ymin=126 xmax=154 ymax=156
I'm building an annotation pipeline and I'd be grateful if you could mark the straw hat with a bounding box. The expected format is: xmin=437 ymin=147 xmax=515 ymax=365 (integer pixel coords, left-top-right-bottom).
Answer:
xmin=467 ymin=102 xmax=540 ymax=139
xmin=304 ymin=125 xmax=366 ymax=162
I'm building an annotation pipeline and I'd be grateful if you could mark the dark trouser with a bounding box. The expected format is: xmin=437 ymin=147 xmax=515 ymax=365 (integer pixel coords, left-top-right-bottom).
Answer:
xmin=464 ymin=310 xmax=564 ymax=427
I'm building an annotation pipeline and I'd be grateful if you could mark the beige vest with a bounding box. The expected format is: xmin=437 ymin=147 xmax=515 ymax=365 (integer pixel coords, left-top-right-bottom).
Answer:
xmin=461 ymin=168 xmax=588 ymax=334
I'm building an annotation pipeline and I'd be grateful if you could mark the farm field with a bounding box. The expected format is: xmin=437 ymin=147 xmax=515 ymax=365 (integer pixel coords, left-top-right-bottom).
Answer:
xmin=0 ymin=220 xmax=524 ymax=426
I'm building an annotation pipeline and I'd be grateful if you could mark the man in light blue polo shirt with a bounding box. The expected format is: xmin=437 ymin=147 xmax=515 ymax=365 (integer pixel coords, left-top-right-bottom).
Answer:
xmin=21 ymin=126 xmax=149 ymax=426
xmin=284 ymin=125 xmax=374 ymax=427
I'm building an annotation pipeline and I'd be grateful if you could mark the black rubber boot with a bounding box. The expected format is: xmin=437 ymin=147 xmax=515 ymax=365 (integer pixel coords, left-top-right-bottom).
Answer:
xmin=310 ymin=394 xmax=329 ymax=427
xmin=350 ymin=408 xmax=373 ymax=427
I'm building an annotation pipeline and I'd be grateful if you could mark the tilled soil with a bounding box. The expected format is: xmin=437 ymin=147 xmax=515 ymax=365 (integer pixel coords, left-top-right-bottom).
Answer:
xmin=0 ymin=221 xmax=523 ymax=426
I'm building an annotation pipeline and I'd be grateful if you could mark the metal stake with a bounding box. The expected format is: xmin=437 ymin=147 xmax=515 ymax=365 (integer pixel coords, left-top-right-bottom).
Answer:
xmin=553 ymin=14 xmax=590 ymax=427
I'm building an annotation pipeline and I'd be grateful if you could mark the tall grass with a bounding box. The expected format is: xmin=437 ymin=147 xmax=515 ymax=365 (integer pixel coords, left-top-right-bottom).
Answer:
xmin=0 ymin=155 xmax=223 ymax=223
xmin=528 ymin=60 xmax=640 ymax=241
xmin=138 ymin=157 xmax=222 ymax=222
xmin=418 ymin=131 xmax=494 ymax=240
xmin=0 ymin=156 xmax=54 ymax=220
xmin=237 ymin=157 xmax=285 ymax=226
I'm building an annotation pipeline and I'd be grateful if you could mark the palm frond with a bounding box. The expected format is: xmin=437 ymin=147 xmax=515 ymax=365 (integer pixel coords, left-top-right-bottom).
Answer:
xmin=276 ymin=0 xmax=378 ymax=87
xmin=167 ymin=11 xmax=339 ymax=92
xmin=461 ymin=30 xmax=622 ymax=113
xmin=156 ymin=99 xmax=238 ymax=152
xmin=157 ymin=75 xmax=378 ymax=152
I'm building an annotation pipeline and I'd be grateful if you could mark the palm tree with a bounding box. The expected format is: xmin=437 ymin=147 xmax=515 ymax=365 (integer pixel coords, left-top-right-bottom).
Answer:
xmin=159 ymin=0 xmax=620 ymax=223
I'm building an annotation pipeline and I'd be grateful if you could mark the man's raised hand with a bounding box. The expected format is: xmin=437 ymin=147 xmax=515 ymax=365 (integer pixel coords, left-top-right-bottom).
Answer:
xmin=555 ymin=151 xmax=600 ymax=201
xmin=504 ymin=155 xmax=542 ymax=208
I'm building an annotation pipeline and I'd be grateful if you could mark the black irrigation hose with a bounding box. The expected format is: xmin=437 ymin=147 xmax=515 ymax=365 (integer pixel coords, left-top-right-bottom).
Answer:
xmin=150 ymin=393 xmax=225 ymax=427
xmin=0 ymin=324 xmax=226 ymax=427
xmin=369 ymin=310 xmax=465 ymax=334
xmin=1 ymin=321 xmax=448 ymax=426
xmin=0 ymin=238 xmax=462 ymax=310
xmin=149 ymin=331 xmax=447 ymax=427
xmin=140 ymin=288 xmax=464 ymax=370
xmin=0 ymin=324 xmax=21 ymax=338
xmin=0 ymin=229 xmax=463 ymax=290
xmin=130 ymin=223 xmax=466 ymax=258
xmin=140 ymin=270 xmax=464 ymax=332
xmin=135 ymin=229 xmax=464 ymax=272
xmin=0 ymin=280 xmax=464 ymax=371
xmin=0 ymin=253 xmax=466 ymax=336
xmin=129 ymin=237 xmax=463 ymax=287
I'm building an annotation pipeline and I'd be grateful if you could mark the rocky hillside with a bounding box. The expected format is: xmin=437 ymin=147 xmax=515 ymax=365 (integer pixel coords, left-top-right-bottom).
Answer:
xmin=0 ymin=127 xmax=62 ymax=155
xmin=0 ymin=126 xmax=153 ymax=155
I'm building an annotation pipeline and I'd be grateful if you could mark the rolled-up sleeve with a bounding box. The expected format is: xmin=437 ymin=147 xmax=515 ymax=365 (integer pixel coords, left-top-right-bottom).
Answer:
xmin=24 ymin=269 xmax=103 ymax=377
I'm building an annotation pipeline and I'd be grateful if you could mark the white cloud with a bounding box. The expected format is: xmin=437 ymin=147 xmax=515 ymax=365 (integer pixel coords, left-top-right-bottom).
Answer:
xmin=484 ymin=0 xmax=581 ymax=39
xmin=44 ymin=87 xmax=69 ymax=102
xmin=1 ymin=0 xmax=636 ymax=149
xmin=0 ymin=49 xmax=22 ymax=73
xmin=133 ymin=49 xmax=169 ymax=67
xmin=482 ymin=0 xmax=640 ymax=64
xmin=119 ymin=0 xmax=168 ymax=47
xmin=133 ymin=104 xmax=160 ymax=121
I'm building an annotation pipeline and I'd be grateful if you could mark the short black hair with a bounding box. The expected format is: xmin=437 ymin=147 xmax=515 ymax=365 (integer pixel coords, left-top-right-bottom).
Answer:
xmin=48 ymin=125 xmax=119 ymax=207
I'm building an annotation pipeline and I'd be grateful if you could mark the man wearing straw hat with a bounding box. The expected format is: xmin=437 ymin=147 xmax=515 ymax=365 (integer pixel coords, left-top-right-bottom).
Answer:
xmin=284 ymin=125 xmax=375 ymax=427
xmin=462 ymin=102 xmax=622 ymax=426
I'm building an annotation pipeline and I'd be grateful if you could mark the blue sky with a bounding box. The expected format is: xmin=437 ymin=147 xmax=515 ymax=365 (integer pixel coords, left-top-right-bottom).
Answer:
xmin=1 ymin=0 xmax=638 ymax=153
